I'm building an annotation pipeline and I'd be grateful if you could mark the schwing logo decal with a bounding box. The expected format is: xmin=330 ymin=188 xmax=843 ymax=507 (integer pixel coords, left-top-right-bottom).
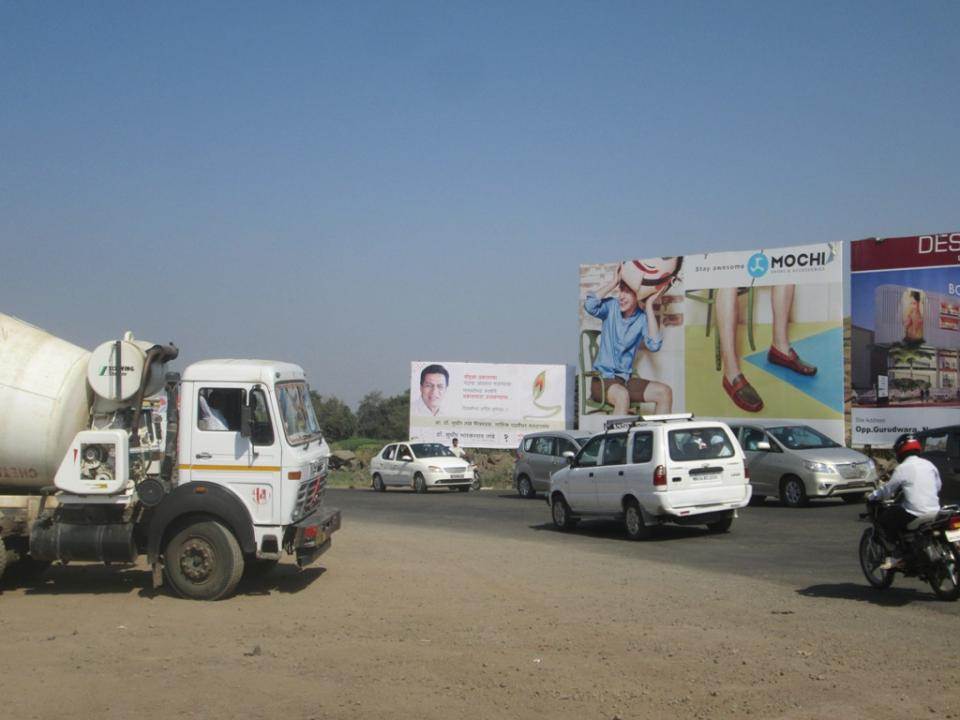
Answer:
xmin=252 ymin=487 xmax=269 ymax=505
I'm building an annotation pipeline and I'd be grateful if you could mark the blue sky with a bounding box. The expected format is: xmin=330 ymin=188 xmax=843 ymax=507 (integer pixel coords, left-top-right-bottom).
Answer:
xmin=2 ymin=2 xmax=958 ymax=407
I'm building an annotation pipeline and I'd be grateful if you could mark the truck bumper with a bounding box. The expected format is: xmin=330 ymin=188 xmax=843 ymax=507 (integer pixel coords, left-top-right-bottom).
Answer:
xmin=288 ymin=507 xmax=341 ymax=568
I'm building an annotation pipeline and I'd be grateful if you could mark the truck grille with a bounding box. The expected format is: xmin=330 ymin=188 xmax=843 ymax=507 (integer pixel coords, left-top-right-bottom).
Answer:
xmin=294 ymin=474 xmax=326 ymax=521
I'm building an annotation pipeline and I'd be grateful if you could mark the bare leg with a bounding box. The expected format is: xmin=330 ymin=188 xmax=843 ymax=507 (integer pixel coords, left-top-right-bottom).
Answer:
xmin=643 ymin=381 xmax=673 ymax=414
xmin=771 ymin=284 xmax=795 ymax=354
xmin=768 ymin=283 xmax=816 ymax=375
xmin=606 ymin=383 xmax=631 ymax=415
xmin=715 ymin=287 xmax=741 ymax=383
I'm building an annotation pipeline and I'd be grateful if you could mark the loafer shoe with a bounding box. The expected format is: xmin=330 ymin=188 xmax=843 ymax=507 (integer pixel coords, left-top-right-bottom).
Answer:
xmin=768 ymin=345 xmax=817 ymax=376
xmin=722 ymin=373 xmax=764 ymax=413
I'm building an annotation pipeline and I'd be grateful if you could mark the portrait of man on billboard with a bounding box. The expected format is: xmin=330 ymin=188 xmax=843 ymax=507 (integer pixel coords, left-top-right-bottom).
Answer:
xmin=414 ymin=363 xmax=449 ymax=416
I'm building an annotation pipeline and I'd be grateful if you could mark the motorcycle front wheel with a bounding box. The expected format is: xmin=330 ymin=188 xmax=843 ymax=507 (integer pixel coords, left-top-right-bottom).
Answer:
xmin=927 ymin=541 xmax=960 ymax=602
xmin=859 ymin=527 xmax=894 ymax=590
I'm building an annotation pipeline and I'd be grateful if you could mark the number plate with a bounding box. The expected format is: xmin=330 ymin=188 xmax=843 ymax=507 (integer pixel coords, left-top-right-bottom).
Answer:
xmin=945 ymin=529 xmax=960 ymax=543
xmin=449 ymin=473 xmax=463 ymax=480
xmin=693 ymin=473 xmax=720 ymax=482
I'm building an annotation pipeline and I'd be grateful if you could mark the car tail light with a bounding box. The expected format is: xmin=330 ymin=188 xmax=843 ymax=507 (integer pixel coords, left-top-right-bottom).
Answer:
xmin=653 ymin=465 xmax=666 ymax=488
xmin=948 ymin=516 xmax=960 ymax=532
xmin=745 ymin=466 xmax=750 ymax=480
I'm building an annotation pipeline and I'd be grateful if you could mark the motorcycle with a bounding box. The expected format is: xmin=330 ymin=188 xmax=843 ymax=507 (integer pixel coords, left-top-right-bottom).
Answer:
xmin=859 ymin=499 xmax=960 ymax=601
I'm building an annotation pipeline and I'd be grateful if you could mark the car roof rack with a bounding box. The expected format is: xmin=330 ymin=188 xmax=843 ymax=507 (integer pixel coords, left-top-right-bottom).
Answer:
xmin=602 ymin=413 xmax=694 ymax=431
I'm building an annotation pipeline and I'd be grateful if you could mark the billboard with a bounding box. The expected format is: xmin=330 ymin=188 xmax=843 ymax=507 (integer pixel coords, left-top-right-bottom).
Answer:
xmin=850 ymin=233 xmax=960 ymax=447
xmin=579 ymin=242 xmax=845 ymax=440
xmin=409 ymin=361 xmax=574 ymax=449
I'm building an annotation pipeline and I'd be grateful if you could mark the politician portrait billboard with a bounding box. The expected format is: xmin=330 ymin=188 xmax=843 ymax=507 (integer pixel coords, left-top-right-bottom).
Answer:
xmin=409 ymin=361 xmax=574 ymax=449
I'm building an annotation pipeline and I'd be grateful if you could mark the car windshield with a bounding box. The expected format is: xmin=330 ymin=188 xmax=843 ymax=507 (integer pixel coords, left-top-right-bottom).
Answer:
xmin=767 ymin=425 xmax=840 ymax=450
xmin=276 ymin=381 xmax=323 ymax=445
xmin=410 ymin=443 xmax=454 ymax=458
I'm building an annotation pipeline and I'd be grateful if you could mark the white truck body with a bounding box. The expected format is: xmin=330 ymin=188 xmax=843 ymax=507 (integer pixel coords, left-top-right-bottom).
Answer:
xmin=0 ymin=313 xmax=341 ymax=599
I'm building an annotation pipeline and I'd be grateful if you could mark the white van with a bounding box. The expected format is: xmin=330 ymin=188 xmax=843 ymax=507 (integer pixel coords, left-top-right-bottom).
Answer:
xmin=548 ymin=414 xmax=751 ymax=539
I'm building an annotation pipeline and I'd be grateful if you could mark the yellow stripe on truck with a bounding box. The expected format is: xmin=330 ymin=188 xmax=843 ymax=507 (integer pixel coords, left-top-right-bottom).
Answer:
xmin=178 ymin=464 xmax=282 ymax=472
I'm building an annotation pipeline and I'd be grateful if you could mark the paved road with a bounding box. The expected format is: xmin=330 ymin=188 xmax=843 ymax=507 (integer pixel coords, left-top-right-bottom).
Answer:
xmin=330 ymin=487 xmax=960 ymax=615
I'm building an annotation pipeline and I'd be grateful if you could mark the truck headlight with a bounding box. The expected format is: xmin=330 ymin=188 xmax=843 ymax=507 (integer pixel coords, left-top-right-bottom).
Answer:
xmin=803 ymin=461 xmax=836 ymax=474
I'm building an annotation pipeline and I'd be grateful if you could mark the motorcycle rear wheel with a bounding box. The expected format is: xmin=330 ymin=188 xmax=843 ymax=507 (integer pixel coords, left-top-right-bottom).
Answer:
xmin=927 ymin=542 xmax=960 ymax=602
xmin=859 ymin=527 xmax=894 ymax=590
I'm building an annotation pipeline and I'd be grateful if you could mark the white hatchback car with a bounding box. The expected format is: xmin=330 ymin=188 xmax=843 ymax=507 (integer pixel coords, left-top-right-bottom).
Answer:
xmin=548 ymin=415 xmax=751 ymax=538
xmin=370 ymin=442 xmax=474 ymax=493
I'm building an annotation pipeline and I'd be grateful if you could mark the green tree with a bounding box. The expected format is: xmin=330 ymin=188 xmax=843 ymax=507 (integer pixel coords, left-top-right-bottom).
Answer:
xmin=356 ymin=389 xmax=410 ymax=439
xmin=309 ymin=392 xmax=356 ymax=441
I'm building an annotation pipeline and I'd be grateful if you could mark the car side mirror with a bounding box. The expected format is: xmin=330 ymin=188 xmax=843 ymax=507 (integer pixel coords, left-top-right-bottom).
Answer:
xmin=240 ymin=402 xmax=253 ymax=440
xmin=756 ymin=441 xmax=771 ymax=451
xmin=401 ymin=455 xmax=412 ymax=462
xmin=563 ymin=450 xmax=576 ymax=466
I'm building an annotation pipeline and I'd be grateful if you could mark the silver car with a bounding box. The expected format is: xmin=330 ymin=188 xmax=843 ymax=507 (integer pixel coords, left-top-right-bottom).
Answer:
xmin=513 ymin=430 xmax=592 ymax=498
xmin=730 ymin=423 xmax=878 ymax=508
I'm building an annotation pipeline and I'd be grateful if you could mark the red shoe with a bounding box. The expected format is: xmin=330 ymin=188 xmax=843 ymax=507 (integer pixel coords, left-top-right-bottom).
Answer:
xmin=767 ymin=345 xmax=817 ymax=376
xmin=722 ymin=374 xmax=764 ymax=412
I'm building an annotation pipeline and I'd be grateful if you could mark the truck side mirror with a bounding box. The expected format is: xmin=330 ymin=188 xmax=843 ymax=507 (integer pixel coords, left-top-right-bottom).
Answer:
xmin=240 ymin=402 xmax=253 ymax=440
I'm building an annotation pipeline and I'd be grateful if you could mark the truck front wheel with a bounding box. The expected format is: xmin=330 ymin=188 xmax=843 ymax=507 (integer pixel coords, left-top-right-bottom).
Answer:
xmin=164 ymin=520 xmax=244 ymax=600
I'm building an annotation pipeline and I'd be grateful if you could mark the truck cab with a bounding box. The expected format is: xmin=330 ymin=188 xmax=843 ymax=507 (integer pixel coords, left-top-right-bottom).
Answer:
xmin=176 ymin=360 xmax=339 ymax=567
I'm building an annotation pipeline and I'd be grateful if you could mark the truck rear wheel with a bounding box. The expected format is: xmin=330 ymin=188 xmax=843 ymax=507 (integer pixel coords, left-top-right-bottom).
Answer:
xmin=164 ymin=520 xmax=244 ymax=601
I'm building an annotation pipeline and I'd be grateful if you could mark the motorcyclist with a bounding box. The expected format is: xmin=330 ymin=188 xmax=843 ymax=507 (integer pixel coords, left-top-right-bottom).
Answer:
xmin=868 ymin=433 xmax=942 ymax=563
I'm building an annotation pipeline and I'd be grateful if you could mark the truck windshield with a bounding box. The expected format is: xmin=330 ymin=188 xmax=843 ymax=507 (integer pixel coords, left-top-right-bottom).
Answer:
xmin=276 ymin=381 xmax=322 ymax=445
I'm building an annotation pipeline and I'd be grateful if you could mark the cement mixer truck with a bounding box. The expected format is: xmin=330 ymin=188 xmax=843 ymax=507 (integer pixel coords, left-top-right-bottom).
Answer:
xmin=0 ymin=313 xmax=340 ymax=600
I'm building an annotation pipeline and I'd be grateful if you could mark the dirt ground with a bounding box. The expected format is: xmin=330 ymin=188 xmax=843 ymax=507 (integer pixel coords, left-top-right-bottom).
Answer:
xmin=2 ymin=518 xmax=958 ymax=720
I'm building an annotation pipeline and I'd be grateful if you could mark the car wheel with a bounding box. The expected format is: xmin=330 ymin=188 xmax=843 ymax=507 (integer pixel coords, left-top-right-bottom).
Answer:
xmin=841 ymin=492 xmax=866 ymax=504
xmin=624 ymin=500 xmax=653 ymax=540
xmin=706 ymin=514 xmax=734 ymax=533
xmin=858 ymin=527 xmax=894 ymax=590
xmin=471 ymin=475 xmax=481 ymax=491
xmin=517 ymin=475 xmax=535 ymax=499
xmin=163 ymin=520 xmax=244 ymax=601
xmin=550 ymin=494 xmax=578 ymax=531
xmin=372 ymin=473 xmax=385 ymax=492
xmin=414 ymin=473 xmax=428 ymax=494
xmin=781 ymin=476 xmax=808 ymax=508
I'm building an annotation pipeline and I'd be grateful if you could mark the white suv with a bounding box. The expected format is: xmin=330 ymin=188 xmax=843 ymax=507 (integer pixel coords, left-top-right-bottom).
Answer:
xmin=548 ymin=415 xmax=751 ymax=539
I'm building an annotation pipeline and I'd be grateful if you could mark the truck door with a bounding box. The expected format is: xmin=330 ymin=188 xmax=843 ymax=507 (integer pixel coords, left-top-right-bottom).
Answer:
xmin=188 ymin=383 xmax=282 ymax=525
